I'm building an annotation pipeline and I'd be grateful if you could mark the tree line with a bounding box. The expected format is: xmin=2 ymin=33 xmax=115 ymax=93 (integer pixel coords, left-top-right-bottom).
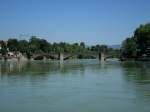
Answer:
xmin=0 ymin=36 xmax=119 ymax=59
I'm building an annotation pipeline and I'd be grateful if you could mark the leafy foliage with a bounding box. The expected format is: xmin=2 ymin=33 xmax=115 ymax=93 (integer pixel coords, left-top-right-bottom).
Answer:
xmin=121 ymin=38 xmax=136 ymax=58
xmin=121 ymin=23 xmax=150 ymax=58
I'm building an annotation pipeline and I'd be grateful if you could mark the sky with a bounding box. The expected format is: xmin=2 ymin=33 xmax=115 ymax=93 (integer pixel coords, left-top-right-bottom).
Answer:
xmin=0 ymin=0 xmax=150 ymax=45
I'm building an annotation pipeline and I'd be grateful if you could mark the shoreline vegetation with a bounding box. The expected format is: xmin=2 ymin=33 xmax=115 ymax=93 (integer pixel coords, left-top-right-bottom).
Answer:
xmin=0 ymin=23 xmax=150 ymax=62
xmin=120 ymin=23 xmax=150 ymax=61
xmin=0 ymin=37 xmax=120 ymax=61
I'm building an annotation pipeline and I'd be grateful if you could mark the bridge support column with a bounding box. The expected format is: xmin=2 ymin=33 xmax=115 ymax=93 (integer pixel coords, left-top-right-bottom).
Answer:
xmin=99 ymin=52 xmax=105 ymax=61
xmin=43 ymin=56 xmax=47 ymax=61
xmin=59 ymin=53 xmax=64 ymax=61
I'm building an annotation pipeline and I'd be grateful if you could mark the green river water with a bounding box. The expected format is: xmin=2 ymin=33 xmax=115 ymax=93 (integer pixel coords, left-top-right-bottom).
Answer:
xmin=0 ymin=59 xmax=150 ymax=112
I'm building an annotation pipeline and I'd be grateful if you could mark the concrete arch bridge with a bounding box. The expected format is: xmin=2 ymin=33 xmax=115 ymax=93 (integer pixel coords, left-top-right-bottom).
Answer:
xmin=31 ymin=52 xmax=119 ymax=61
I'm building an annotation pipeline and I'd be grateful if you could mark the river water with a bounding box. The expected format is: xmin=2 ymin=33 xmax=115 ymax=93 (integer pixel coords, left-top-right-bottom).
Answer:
xmin=0 ymin=59 xmax=150 ymax=112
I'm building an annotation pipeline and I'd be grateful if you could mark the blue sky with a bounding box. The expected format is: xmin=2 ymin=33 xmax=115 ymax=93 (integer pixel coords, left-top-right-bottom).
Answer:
xmin=0 ymin=0 xmax=150 ymax=45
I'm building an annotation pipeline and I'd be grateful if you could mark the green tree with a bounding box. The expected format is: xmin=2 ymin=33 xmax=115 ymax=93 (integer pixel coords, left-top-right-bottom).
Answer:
xmin=18 ymin=40 xmax=29 ymax=53
xmin=80 ymin=42 xmax=85 ymax=48
xmin=134 ymin=23 xmax=150 ymax=56
xmin=7 ymin=38 xmax=18 ymax=52
xmin=101 ymin=45 xmax=108 ymax=53
xmin=0 ymin=41 xmax=8 ymax=56
xmin=29 ymin=36 xmax=41 ymax=53
xmin=39 ymin=39 xmax=50 ymax=53
xmin=121 ymin=38 xmax=136 ymax=58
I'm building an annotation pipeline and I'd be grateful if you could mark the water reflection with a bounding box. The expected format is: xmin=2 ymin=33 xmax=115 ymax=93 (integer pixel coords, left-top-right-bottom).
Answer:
xmin=1 ymin=60 xmax=150 ymax=83
xmin=121 ymin=61 xmax=150 ymax=82
xmin=121 ymin=61 xmax=150 ymax=100
xmin=0 ymin=60 xmax=88 ymax=81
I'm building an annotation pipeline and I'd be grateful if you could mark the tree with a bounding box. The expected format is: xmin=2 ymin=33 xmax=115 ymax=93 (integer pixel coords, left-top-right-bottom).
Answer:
xmin=121 ymin=23 xmax=150 ymax=58
xmin=134 ymin=23 xmax=150 ymax=56
xmin=29 ymin=36 xmax=40 ymax=53
xmin=39 ymin=39 xmax=50 ymax=53
xmin=18 ymin=40 xmax=29 ymax=53
xmin=0 ymin=41 xmax=8 ymax=56
xmin=121 ymin=38 xmax=136 ymax=58
xmin=90 ymin=44 xmax=107 ymax=53
xmin=7 ymin=38 xmax=18 ymax=52
xmin=100 ymin=45 xmax=108 ymax=53
xmin=80 ymin=42 xmax=85 ymax=48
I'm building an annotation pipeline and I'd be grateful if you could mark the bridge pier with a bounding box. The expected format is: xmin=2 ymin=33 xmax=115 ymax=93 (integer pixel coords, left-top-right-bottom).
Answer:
xmin=59 ymin=53 xmax=64 ymax=61
xmin=99 ymin=52 xmax=105 ymax=61
xmin=43 ymin=56 xmax=47 ymax=61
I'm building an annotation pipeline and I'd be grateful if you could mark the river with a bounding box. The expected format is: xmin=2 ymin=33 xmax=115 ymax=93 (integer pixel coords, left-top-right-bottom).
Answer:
xmin=0 ymin=59 xmax=150 ymax=112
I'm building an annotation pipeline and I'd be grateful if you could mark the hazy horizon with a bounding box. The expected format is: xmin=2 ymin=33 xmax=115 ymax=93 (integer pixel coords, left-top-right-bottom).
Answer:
xmin=0 ymin=0 xmax=150 ymax=45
